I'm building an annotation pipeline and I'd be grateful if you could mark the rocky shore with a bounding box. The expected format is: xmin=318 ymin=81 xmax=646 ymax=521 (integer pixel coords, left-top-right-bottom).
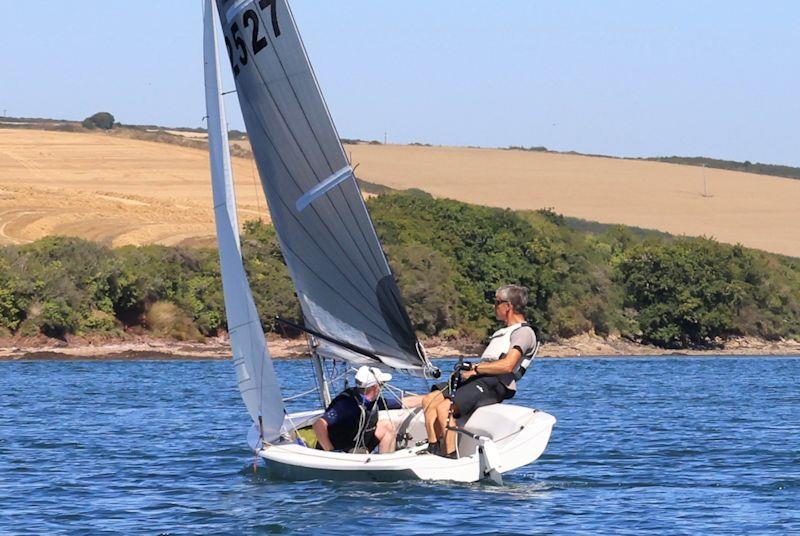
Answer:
xmin=2 ymin=332 xmax=799 ymax=361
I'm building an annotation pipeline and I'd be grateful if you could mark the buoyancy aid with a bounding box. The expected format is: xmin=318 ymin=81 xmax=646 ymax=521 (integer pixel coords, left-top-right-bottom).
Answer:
xmin=326 ymin=388 xmax=377 ymax=451
xmin=479 ymin=322 xmax=538 ymax=382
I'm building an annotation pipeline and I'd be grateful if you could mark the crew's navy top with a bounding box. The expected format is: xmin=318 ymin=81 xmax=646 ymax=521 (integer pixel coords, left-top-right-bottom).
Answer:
xmin=320 ymin=389 xmax=402 ymax=451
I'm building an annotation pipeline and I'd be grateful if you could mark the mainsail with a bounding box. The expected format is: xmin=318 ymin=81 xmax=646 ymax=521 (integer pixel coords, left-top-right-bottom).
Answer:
xmin=204 ymin=0 xmax=285 ymax=441
xmin=214 ymin=0 xmax=435 ymax=376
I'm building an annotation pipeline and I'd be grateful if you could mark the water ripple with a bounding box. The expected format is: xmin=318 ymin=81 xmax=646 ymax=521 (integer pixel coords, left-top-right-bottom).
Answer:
xmin=1 ymin=356 xmax=799 ymax=534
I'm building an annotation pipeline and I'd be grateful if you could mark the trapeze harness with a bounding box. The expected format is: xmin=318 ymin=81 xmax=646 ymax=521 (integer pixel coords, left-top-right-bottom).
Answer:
xmin=479 ymin=322 xmax=538 ymax=383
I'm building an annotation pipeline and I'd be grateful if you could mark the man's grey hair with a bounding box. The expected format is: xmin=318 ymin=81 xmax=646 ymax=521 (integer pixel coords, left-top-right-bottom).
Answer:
xmin=496 ymin=284 xmax=529 ymax=314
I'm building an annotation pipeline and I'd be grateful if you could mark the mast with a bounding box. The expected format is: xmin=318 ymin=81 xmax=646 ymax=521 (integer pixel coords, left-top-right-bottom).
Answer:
xmin=308 ymin=336 xmax=332 ymax=407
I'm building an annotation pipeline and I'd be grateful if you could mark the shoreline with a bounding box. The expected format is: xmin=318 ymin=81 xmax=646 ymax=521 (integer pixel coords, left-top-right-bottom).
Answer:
xmin=2 ymin=333 xmax=799 ymax=361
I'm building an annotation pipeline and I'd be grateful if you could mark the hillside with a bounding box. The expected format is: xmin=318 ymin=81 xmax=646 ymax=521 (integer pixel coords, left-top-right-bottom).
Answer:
xmin=345 ymin=144 xmax=800 ymax=258
xmin=1 ymin=126 xmax=798 ymax=257
xmin=2 ymin=195 xmax=799 ymax=350
xmin=0 ymin=128 xmax=266 ymax=247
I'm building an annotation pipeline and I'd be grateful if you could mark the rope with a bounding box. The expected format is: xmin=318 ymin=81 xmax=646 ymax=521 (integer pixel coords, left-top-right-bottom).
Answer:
xmin=282 ymin=367 xmax=350 ymax=402
xmin=250 ymin=153 xmax=262 ymax=216
xmin=283 ymin=409 xmax=303 ymax=442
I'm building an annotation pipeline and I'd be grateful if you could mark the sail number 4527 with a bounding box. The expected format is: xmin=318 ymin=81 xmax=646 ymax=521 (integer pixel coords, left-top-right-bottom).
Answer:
xmin=225 ymin=0 xmax=281 ymax=76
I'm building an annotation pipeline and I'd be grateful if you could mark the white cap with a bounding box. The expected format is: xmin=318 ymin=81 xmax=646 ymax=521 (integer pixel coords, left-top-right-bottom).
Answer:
xmin=354 ymin=366 xmax=392 ymax=388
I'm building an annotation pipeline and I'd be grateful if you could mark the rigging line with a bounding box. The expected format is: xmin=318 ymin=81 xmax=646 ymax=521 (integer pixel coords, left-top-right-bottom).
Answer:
xmin=250 ymin=152 xmax=262 ymax=216
xmin=276 ymin=316 xmax=383 ymax=363
xmin=306 ymin=349 xmax=322 ymax=406
xmin=283 ymin=409 xmax=302 ymax=437
xmin=376 ymin=388 xmax=400 ymax=447
xmin=243 ymin=7 xmax=386 ymax=280
xmin=283 ymin=367 xmax=348 ymax=402
xmin=234 ymin=98 xmax=393 ymax=325
xmin=233 ymin=93 xmax=382 ymax=306
xmin=256 ymin=325 xmax=265 ymax=428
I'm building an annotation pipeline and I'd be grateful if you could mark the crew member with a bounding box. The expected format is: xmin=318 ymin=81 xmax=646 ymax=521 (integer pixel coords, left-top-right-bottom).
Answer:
xmin=424 ymin=284 xmax=537 ymax=457
xmin=312 ymin=365 xmax=401 ymax=454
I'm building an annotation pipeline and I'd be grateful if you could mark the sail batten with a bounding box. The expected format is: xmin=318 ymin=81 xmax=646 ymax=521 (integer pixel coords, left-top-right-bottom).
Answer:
xmin=215 ymin=0 xmax=435 ymax=375
xmin=234 ymin=70 xmax=388 ymax=286
xmin=235 ymin=96 xmax=394 ymax=318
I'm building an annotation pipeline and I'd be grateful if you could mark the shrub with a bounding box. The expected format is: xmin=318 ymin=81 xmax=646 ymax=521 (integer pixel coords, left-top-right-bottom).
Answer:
xmin=617 ymin=238 xmax=750 ymax=348
xmin=0 ymin=278 xmax=24 ymax=331
xmin=385 ymin=243 xmax=460 ymax=336
xmin=0 ymin=193 xmax=799 ymax=349
xmin=81 ymin=310 xmax=120 ymax=334
xmin=82 ymin=112 xmax=115 ymax=130
xmin=240 ymin=219 xmax=301 ymax=331
xmin=183 ymin=274 xmax=224 ymax=335
xmin=145 ymin=301 xmax=203 ymax=341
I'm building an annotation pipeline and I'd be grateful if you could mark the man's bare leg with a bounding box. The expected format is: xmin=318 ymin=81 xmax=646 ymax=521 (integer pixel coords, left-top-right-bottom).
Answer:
xmin=375 ymin=420 xmax=397 ymax=454
xmin=400 ymin=394 xmax=424 ymax=408
xmin=443 ymin=404 xmax=458 ymax=455
xmin=435 ymin=401 xmax=458 ymax=455
xmin=423 ymin=391 xmax=446 ymax=444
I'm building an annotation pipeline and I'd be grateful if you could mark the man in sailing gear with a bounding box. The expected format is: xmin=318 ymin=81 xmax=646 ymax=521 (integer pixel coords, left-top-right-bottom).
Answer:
xmin=423 ymin=285 xmax=537 ymax=457
xmin=312 ymin=366 xmax=402 ymax=454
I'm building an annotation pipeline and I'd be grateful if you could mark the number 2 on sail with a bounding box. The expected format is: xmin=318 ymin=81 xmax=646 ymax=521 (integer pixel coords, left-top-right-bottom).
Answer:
xmin=226 ymin=0 xmax=281 ymax=77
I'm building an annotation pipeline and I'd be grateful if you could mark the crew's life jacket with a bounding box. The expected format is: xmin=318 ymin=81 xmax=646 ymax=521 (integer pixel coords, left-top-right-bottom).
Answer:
xmin=479 ymin=322 xmax=538 ymax=385
xmin=325 ymin=388 xmax=378 ymax=452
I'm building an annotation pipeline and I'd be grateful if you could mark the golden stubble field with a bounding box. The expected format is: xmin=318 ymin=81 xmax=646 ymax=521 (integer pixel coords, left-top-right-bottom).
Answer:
xmin=0 ymin=129 xmax=268 ymax=247
xmin=1 ymin=128 xmax=798 ymax=257
xmin=348 ymin=144 xmax=800 ymax=258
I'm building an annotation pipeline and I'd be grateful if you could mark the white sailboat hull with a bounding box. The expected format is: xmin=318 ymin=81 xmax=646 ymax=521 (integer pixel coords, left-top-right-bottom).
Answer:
xmin=256 ymin=404 xmax=555 ymax=483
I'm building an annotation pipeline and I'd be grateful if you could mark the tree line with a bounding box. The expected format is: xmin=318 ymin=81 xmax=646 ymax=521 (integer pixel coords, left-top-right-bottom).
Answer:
xmin=1 ymin=192 xmax=798 ymax=349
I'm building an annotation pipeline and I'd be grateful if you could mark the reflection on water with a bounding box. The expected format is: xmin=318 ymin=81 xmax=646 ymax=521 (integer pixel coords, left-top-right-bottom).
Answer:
xmin=1 ymin=356 xmax=799 ymax=534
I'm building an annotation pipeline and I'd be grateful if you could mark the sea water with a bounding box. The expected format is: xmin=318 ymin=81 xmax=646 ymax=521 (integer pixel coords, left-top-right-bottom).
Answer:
xmin=1 ymin=356 xmax=798 ymax=534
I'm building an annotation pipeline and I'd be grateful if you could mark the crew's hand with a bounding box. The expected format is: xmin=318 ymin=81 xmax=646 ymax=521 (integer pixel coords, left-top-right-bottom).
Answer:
xmin=460 ymin=369 xmax=477 ymax=381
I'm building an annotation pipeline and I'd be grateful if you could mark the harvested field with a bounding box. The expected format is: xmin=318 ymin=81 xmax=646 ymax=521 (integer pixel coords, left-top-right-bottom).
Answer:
xmin=0 ymin=129 xmax=268 ymax=247
xmin=1 ymin=127 xmax=798 ymax=257
xmin=346 ymin=144 xmax=800 ymax=257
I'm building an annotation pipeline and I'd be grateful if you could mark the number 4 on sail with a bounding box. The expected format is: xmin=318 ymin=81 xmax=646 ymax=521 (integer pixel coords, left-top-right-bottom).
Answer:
xmin=203 ymin=0 xmax=555 ymax=483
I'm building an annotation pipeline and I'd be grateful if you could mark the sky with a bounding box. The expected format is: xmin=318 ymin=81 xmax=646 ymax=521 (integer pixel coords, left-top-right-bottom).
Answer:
xmin=2 ymin=1 xmax=799 ymax=166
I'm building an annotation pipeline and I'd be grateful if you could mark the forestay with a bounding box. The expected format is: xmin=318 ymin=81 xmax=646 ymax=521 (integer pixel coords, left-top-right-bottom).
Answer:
xmin=215 ymin=0 xmax=435 ymax=376
xmin=204 ymin=0 xmax=285 ymax=440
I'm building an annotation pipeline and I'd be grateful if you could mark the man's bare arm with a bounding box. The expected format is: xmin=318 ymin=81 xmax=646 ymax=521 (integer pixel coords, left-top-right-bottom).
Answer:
xmin=462 ymin=348 xmax=523 ymax=380
xmin=312 ymin=418 xmax=334 ymax=451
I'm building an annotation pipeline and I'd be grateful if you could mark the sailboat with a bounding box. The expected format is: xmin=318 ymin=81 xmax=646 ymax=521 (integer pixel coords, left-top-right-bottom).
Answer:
xmin=203 ymin=0 xmax=555 ymax=483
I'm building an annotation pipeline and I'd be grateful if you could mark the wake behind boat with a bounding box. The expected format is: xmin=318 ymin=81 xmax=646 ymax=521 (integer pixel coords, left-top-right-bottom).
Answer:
xmin=203 ymin=0 xmax=555 ymax=483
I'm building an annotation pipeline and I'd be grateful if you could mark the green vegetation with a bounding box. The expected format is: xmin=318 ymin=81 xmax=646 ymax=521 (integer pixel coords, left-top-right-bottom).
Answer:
xmin=1 ymin=193 xmax=799 ymax=348
xmin=505 ymin=145 xmax=548 ymax=152
xmin=644 ymin=156 xmax=800 ymax=181
xmin=82 ymin=112 xmax=115 ymax=130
